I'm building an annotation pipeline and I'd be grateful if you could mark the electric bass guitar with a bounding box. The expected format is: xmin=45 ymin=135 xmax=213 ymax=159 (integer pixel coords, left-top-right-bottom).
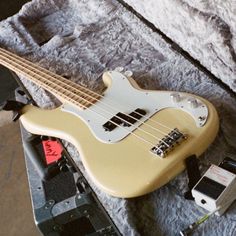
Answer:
xmin=0 ymin=48 xmax=219 ymax=198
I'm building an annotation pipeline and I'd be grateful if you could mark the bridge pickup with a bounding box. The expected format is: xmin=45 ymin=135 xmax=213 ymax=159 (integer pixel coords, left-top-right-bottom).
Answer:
xmin=103 ymin=108 xmax=146 ymax=132
xmin=150 ymin=128 xmax=187 ymax=158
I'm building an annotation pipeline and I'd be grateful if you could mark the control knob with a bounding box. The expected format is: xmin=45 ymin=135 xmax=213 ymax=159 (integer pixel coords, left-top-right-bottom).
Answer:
xmin=188 ymin=98 xmax=198 ymax=109
xmin=170 ymin=93 xmax=181 ymax=103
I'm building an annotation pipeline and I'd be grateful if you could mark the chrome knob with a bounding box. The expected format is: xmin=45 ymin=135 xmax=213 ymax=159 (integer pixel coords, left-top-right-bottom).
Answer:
xmin=188 ymin=98 xmax=198 ymax=108
xmin=115 ymin=67 xmax=124 ymax=72
xmin=124 ymin=70 xmax=133 ymax=77
xmin=170 ymin=93 xmax=181 ymax=103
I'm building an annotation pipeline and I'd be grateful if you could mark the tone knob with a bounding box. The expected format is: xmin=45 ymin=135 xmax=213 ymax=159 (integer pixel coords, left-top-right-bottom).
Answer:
xmin=115 ymin=67 xmax=124 ymax=72
xmin=124 ymin=70 xmax=133 ymax=77
xmin=170 ymin=93 xmax=181 ymax=103
xmin=188 ymin=98 xmax=198 ymax=108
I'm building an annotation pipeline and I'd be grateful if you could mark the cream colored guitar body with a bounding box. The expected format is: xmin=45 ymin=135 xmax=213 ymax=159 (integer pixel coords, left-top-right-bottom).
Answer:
xmin=19 ymin=71 xmax=219 ymax=198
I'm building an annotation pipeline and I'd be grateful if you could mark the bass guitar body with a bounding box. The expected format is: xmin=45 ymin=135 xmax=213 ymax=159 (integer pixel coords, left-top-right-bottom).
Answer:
xmin=19 ymin=70 xmax=219 ymax=198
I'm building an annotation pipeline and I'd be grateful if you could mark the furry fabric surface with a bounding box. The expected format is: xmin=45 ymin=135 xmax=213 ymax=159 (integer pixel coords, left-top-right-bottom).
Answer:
xmin=0 ymin=0 xmax=236 ymax=235
xmin=123 ymin=0 xmax=236 ymax=93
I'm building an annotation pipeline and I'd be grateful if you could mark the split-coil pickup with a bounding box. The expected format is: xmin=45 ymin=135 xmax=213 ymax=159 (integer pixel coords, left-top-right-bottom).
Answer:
xmin=103 ymin=108 xmax=146 ymax=132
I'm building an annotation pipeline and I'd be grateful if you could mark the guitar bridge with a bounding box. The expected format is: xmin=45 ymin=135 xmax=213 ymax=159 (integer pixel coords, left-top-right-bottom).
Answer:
xmin=150 ymin=128 xmax=187 ymax=158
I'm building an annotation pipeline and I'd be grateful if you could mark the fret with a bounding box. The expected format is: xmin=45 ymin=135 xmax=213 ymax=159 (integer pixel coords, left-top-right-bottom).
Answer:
xmin=0 ymin=48 xmax=100 ymax=109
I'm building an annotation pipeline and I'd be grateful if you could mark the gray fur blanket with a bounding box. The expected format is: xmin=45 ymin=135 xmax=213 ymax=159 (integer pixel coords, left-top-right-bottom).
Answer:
xmin=0 ymin=0 xmax=236 ymax=235
xmin=123 ymin=0 xmax=236 ymax=93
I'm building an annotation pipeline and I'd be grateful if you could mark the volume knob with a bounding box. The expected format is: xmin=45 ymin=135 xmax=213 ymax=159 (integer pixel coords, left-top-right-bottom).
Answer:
xmin=170 ymin=93 xmax=181 ymax=103
xmin=188 ymin=98 xmax=198 ymax=109
xmin=115 ymin=67 xmax=124 ymax=72
xmin=124 ymin=70 xmax=133 ymax=77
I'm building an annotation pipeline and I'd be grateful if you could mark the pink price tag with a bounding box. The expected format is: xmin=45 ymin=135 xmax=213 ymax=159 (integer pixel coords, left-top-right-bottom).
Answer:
xmin=42 ymin=140 xmax=63 ymax=165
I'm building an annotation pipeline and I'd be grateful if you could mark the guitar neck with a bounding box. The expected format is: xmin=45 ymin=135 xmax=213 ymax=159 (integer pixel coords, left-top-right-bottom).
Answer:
xmin=0 ymin=48 xmax=99 ymax=108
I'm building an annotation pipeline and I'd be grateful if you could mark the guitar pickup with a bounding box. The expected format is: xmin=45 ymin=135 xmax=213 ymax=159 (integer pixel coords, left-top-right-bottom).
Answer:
xmin=103 ymin=108 xmax=146 ymax=132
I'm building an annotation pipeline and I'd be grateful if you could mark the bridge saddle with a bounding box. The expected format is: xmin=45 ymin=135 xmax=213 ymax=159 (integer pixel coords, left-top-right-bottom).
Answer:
xmin=150 ymin=128 xmax=187 ymax=158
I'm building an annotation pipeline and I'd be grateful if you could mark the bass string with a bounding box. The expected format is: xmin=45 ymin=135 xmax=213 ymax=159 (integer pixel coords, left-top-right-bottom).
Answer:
xmin=0 ymin=49 xmax=173 ymax=146
xmin=0 ymin=49 xmax=172 ymax=142
xmin=45 ymin=71 xmax=178 ymax=135
xmin=0 ymin=53 xmax=169 ymax=151
xmin=49 ymin=71 xmax=174 ymax=139
xmin=31 ymin=71 xmax=174 ymax=143
xmin=0 ymin=56 xmax=165 ymax=152
xmin=45 ymin=69 xmax=176 ymax=136
xmin=0 ymin=50 xmax=172 ymax=147
xmin=50 ymin=69 xmax=177 ymax=137
xmin=0 ymin=48 xmax=177 ymax=137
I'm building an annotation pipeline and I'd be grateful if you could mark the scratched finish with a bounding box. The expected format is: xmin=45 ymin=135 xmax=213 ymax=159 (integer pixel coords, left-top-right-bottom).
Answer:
xmin=0 ymin=122 xmax=39 ymax=236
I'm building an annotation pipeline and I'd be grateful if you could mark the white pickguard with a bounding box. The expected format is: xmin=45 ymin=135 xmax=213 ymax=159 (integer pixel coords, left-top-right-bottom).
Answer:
xmin=61 ymin=70 xmax=208 ymax=143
